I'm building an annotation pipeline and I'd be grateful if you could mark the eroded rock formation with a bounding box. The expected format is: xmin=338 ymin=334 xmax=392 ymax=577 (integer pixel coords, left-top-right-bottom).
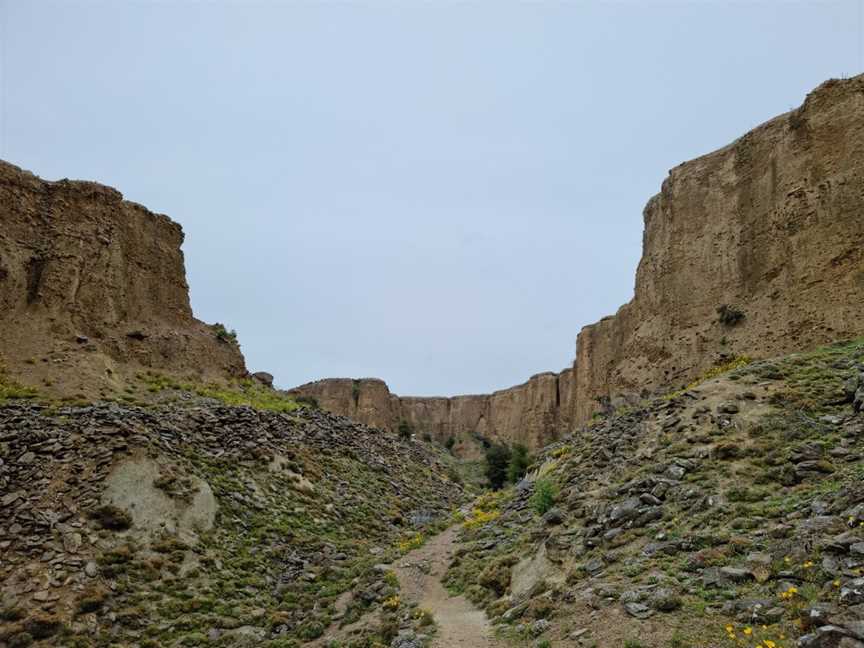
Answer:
xmin=292 ymin=75 xmax=864 ymax=449
xmin=290 ymin=370 xmax=573 ymax=456
xmin=0 ymin=161 xmax=247 ymax=396
xmin=572 ymin=75 xmax=864 ymax=422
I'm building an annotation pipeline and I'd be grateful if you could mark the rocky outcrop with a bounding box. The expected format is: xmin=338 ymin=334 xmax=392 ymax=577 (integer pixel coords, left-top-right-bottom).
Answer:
xmin=293 ymin=75 xmax=864 ymax=446
xmin=290 ymin=369 xmax=572 ymax=455
xmin=570 ymin=75 xmax=864 ymax=422
xmin=0 ymin=160 xmax=246 ymax=396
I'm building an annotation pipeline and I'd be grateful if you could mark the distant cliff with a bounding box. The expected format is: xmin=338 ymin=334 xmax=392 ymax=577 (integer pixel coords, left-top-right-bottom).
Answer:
xmin=289 ymin=370 xmax=572 ymax=457
xmin=292 ymin=75 xmax=864 ymax=450
xmin=0 ymin=161 xmax=247 ymax=397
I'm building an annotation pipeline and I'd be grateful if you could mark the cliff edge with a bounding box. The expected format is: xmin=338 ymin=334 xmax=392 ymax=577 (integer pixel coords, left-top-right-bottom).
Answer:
xmin=0 ymin=160 xmax=247 ymax=397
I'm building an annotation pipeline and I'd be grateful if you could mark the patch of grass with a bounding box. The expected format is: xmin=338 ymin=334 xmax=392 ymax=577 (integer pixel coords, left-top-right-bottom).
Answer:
xmin=140 ymin=373 xmax=300 ymax=413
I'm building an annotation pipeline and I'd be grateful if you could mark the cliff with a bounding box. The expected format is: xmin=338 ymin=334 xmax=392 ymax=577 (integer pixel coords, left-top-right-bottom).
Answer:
xmin=289 ymin=370 xmax=573 ymax=457
xmin=571 ymin=75 xmax=864 ymax=421
xmin=0 ymin=160 xmax=247 ymax=397
xmin=292 ymin=75 xmax=864 ymax=449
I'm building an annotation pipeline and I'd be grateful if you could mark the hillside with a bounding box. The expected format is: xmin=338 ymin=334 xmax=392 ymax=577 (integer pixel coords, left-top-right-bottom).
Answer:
xmin=0 ymin=393 xmax=464 ymax=647
xmin=443 ymin=339 xmax=864 ymax=647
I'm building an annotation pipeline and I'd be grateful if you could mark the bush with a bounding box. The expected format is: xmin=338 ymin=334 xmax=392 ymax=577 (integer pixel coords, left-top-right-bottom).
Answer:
xmin=485 ymin=444 xmax=511 ymax=490
xmin=445 ymin=436 xmax=456 ymax=451
xmin=88 ymin=505 xmax=132 ymax=531
xmin=398 ymin=420 xmax=413 ymax=440
xmin=212 ymin=323 xmax=238 ymax=344
xmin=531 ymin=478 xmax=557 ymax=515
xmin=716 ymin=304 xmax=745 ymax=326
xmin=507 ymin=444 xmax=531 ymax=483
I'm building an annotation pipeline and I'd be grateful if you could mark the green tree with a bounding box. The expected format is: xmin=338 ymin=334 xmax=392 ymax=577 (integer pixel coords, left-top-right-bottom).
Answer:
xmin=397 ymin=420 xmax=413 ymax=440
xmin=507 ymin=444 xmax=531 ymax=483
xmin=485 ymin=444 xmax=511 ymax=490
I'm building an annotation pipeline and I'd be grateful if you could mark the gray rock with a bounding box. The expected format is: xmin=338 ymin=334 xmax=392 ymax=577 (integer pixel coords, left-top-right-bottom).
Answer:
xmin=720 ymin=566 xmax=754 ymax=582
xmin=623 ymin=601 xmax=654 ymax=619
xmin=649 ymin=588 xmax=681 ymax=612
xmin=840 ymin=578 xmax=864 ymax=605
xmin=543 ymin=507 xmax=564 ymax=525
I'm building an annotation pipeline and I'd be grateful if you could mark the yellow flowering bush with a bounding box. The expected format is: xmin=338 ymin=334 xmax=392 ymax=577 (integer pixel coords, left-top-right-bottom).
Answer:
xmin=396 ymin=533 xmax=424 ymax=554
xmin=462 ymin=490 xmax=507 ymax=530
xmin=723 ymin=623 xmax=787 ymax=648
xmin=383 ymin=595 xmax=400 ymax=610
xmin=462 ymin=507 xmax=500 ymax=530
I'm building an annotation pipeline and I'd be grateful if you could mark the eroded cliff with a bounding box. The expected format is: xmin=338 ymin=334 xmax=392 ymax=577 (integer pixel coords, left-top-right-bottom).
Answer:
xmin=0 ymin=160 xmax=247 ymax=397
xmin=572 ymin=75 xmax=864 ymax=421
xmin=292 ymin=75 xmax=864 ymax=449
xmin=290 ymin=370 xmax=573 ymax=456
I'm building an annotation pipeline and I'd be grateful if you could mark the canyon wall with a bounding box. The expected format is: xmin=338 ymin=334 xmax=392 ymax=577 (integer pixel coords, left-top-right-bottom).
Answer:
xmin=292 ymin=75 xmax=864 ymax=449
xmin=571 ymin=75 xmax=864 ymax=422
xmin=289 ymin=369 xmax=572 ymax=456
xmin=0 ymin=160 xmax=247 ymax=397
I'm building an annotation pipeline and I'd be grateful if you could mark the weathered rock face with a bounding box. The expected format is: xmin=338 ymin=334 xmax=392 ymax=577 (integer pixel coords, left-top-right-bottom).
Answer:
xmin=290 ymin=369 xmax=573 ymax=455
xmin=0 ymin=160 xmax=246 ymax=396
xmin=571 ymin=75 xmax=864 ymax=422
xmin=293 ymin=75 xmax=864 ymax=447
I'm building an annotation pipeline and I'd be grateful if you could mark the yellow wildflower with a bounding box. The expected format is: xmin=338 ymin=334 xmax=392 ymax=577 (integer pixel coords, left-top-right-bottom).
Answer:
xmin=744 ymin=627 xmax=753 ymax=636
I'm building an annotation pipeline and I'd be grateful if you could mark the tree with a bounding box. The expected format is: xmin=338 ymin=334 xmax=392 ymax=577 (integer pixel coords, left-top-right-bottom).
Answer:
xmin=507 ymin=444 xmax=531 ymax=484
xmin=485 ymin=444 xmax=511 ymax=490
xmin=397 ymin=420 xmax=413 ymax=440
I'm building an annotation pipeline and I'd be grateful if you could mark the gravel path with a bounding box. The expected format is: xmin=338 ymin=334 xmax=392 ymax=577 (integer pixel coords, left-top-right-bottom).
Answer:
xmin=392 ymin=526 xmax=504 ymax=648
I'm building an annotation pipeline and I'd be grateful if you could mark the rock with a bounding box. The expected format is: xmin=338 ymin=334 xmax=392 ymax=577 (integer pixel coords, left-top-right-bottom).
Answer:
xmin=623 ymin=602 xmax=654 ymax=619
xmin=584 ymin=556 xmax=605 ymax=576
xmin=543 ymin=507 xmax=564 ymax=525
xmin=719 ymin=567 xmax=753 ymax=583
xmin=798 ymin=625 xmax=864 ymax=648
xmin=251 ymin=372 xmax=274 ymax=388
xmin=649 ymin=588 xmax=681 ymax=612
xmin=84 ymin=561 xmax=98 ymax=577
xmin=529 ymin=619 xmax=551 ymax=637
xmin=665 ymin=465 xmax=686 ymax=480
xmin=840 ymin=578 xmax=864 ymax=605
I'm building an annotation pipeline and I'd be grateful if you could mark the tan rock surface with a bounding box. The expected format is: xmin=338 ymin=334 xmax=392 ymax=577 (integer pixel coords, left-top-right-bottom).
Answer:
xmin=290 ymin=370 xmax=572 ymax=454
xmin=0 ymin=160 xmax=246 ymax=396
xmin=570 ymin=75 xmax=864 ymax=422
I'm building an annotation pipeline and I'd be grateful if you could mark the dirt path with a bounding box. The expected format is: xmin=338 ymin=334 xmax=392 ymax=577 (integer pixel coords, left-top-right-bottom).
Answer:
xmin=392 ymin=526 xmax=505 ymax=648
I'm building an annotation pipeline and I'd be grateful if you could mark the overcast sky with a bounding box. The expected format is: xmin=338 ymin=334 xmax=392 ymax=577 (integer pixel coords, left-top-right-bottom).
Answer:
xmin=1 ymin=1 xmax=860 ymax=395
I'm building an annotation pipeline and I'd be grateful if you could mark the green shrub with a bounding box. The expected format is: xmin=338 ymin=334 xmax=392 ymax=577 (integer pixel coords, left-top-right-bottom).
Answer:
xmin=531 ymin=478 xmax=557 ymax=515
xmin=507 ymin=444 xmax=531 ymax=483
xmin=398 ymin=420 xmax=413 ymax=440
xmin=484 ymin=444 xmax=511 ymax=490
xmin=211 ymin=323 xmax=238 ymax=344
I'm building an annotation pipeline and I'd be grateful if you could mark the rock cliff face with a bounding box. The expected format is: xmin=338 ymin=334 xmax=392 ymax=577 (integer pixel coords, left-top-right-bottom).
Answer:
xmin=290 ymin=370 xmax=573 ymax=456
xmin=293 ymin=76 xmax=864 ymax=449
xmin=571 ymin=75 xmax=864 ymax=422
xmin=0 ymin=160 xmax=247 ymax=396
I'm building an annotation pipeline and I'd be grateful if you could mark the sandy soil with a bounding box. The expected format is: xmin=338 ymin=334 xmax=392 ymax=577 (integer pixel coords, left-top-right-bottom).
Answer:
xmin=393 ymin=526 xmax=505 ymax=648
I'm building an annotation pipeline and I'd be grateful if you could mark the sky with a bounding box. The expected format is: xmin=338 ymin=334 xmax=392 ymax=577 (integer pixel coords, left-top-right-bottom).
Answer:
xmin=1 ymin=1 xmax=861 ymax=396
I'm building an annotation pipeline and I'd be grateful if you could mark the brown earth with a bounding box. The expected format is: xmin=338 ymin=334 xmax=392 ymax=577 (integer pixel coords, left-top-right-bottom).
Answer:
xmin=291 ymin=74 xmax=864 ymax=451
xmin=393 ymin=526 xmax=504 ymax=648
xmin=0 ymin=160 xmax=247 ymax=397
